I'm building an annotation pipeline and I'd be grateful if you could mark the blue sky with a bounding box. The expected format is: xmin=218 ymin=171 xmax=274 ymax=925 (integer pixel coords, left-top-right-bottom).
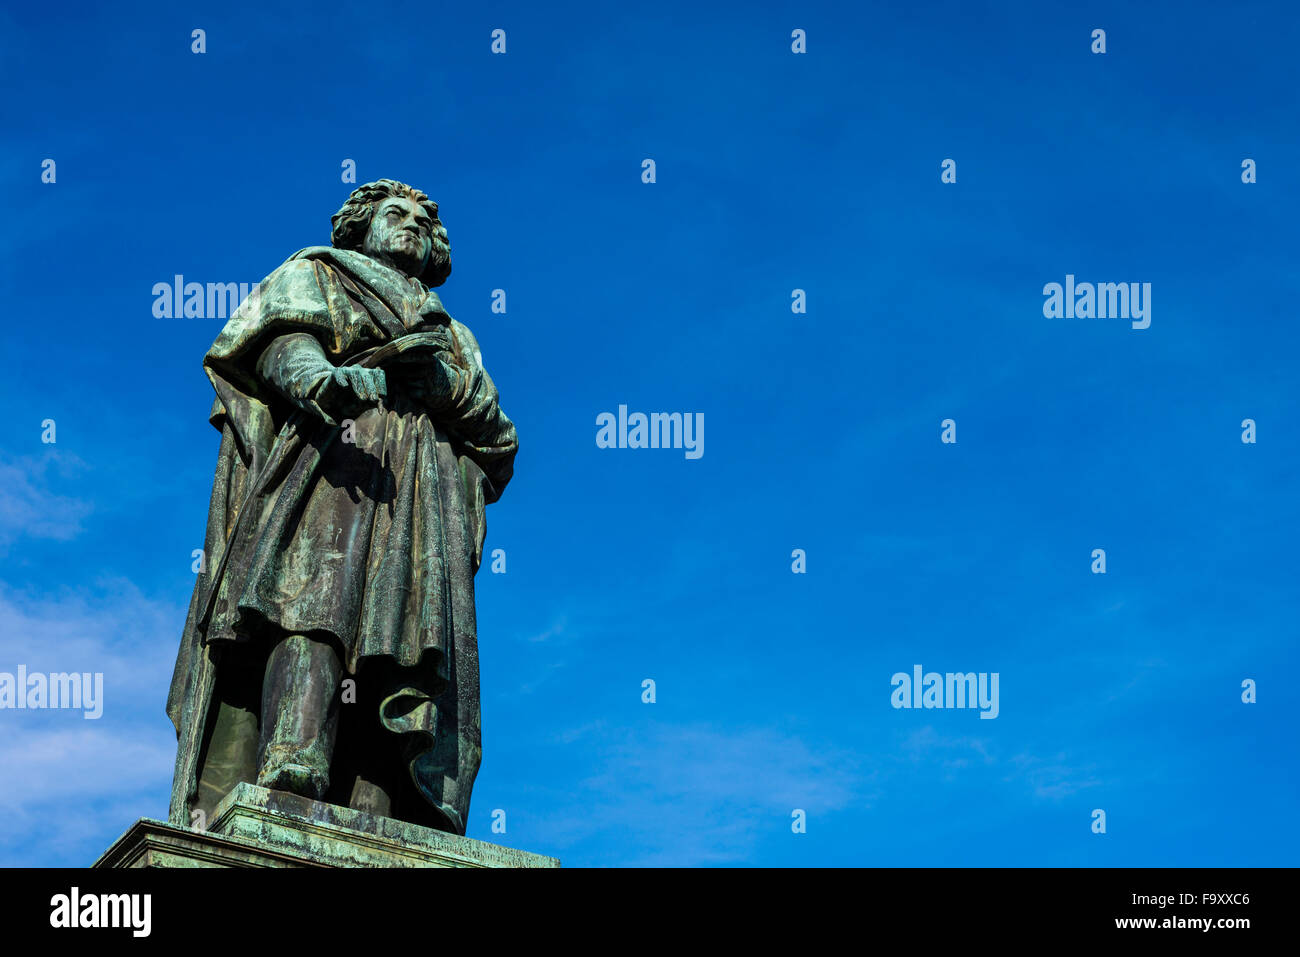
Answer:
xmin=1 ymin=0 xmax=1297 ymax=866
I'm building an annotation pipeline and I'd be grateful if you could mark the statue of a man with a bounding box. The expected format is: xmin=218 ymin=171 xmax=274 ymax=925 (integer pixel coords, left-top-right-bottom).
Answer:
xmin=166 ymin=180 xmax=518 ymax=835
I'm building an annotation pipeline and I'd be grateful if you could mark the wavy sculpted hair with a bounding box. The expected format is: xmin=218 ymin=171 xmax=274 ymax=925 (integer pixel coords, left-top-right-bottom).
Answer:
xmin=330 ymin=179 xmax=452 ymax=287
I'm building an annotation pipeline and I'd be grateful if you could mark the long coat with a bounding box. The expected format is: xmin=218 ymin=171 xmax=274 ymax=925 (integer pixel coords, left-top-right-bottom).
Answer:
xmin=165 ymin=246 xmax=517 ymax=833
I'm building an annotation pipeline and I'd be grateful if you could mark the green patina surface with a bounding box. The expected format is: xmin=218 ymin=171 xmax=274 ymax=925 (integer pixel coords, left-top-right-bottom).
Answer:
xmin=96 ymin=783 xmax=558 ymax=869
xmin=164 ymin=181 xmax=519 ymax=842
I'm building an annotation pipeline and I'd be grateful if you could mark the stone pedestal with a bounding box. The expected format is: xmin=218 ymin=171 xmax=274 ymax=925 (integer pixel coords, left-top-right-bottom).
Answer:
xmin=94 ymin=782 xmax=559 ymax=868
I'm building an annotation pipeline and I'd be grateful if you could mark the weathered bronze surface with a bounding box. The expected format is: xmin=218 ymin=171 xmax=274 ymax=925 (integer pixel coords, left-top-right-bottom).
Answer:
xmin=166 ymin=180 xmax=518 ymax=836
xmin=97 ymin=784 xmax=558 ymax=868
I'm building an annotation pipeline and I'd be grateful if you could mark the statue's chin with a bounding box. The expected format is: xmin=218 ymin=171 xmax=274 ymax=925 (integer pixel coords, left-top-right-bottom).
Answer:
xmin=367 ymin=251 xmax=422 ymax=278
xmin=366 ymin=247 xmax=448 ymax=283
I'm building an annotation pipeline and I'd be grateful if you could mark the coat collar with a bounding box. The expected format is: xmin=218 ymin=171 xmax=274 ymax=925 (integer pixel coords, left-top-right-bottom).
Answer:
xmin=287 ymin=246 xmax=451 ymax=333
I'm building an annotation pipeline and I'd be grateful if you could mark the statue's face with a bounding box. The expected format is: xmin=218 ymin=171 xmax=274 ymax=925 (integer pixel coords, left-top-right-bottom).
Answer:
xmin=362 ymin=194 xmax=439 ymax=278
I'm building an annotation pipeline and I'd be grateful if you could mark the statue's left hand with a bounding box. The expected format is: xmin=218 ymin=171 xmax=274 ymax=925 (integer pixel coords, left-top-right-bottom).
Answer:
xmin=389 ymin=353 xmax=461 ymax=410
xmin=321 ymin=366 xmax=388 ymax=414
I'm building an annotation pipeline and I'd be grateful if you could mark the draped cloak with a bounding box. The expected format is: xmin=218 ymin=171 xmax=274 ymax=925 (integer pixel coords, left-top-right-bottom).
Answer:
xmin=165 ymin=246 xmax=517 ymax=834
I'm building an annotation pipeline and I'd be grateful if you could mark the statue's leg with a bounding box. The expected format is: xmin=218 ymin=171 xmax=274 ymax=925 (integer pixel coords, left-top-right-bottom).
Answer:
xmin=192 ymin=645 xmax=262 ymax=822
xmin=348 ymin=758 xmax=396 ymax=817
xmin=257 ymin=633 xmax=342 ymax=800
xmin=342 ymin=657 xmax=399 ymax=817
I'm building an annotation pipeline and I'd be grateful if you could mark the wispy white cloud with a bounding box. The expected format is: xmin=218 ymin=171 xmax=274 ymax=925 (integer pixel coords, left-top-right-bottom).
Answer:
xmin=900 ymin=725 xmax=996 ymax=767
xmin=0 ymin=581 xmax=182 ymax=865
xmin=0 ymin=726 xmax=174 ymax=867
xmin=523 ymin=616 xmax=567 ymax=643
xmin=0 ymin=452 xmax=93 ymax=546
xmin=530 ymin=720 xmax=872 ymax=866
xmin=0 ymin=726 xmax=173 ymax=812
xmin=1007 ymin=752 xmax=1101 ymax=800
xmin=0 ymin=578 xmax=182 ymax=699
xmin=512 ymin=615 xmax=571 ymax=693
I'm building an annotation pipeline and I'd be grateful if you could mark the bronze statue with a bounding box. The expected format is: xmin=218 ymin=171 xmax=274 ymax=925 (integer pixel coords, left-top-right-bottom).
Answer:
xmin=166 ymin=180 xmax=518 ymax=835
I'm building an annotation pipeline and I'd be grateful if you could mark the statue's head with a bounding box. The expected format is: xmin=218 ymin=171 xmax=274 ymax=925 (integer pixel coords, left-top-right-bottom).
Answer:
xmin=330 ymin=179 xmax=451 ymax=287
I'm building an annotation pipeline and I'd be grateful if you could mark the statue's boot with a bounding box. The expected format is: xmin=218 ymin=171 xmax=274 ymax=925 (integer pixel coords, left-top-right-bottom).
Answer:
xmin=257 ymin=633 xmax=342 ymax=801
